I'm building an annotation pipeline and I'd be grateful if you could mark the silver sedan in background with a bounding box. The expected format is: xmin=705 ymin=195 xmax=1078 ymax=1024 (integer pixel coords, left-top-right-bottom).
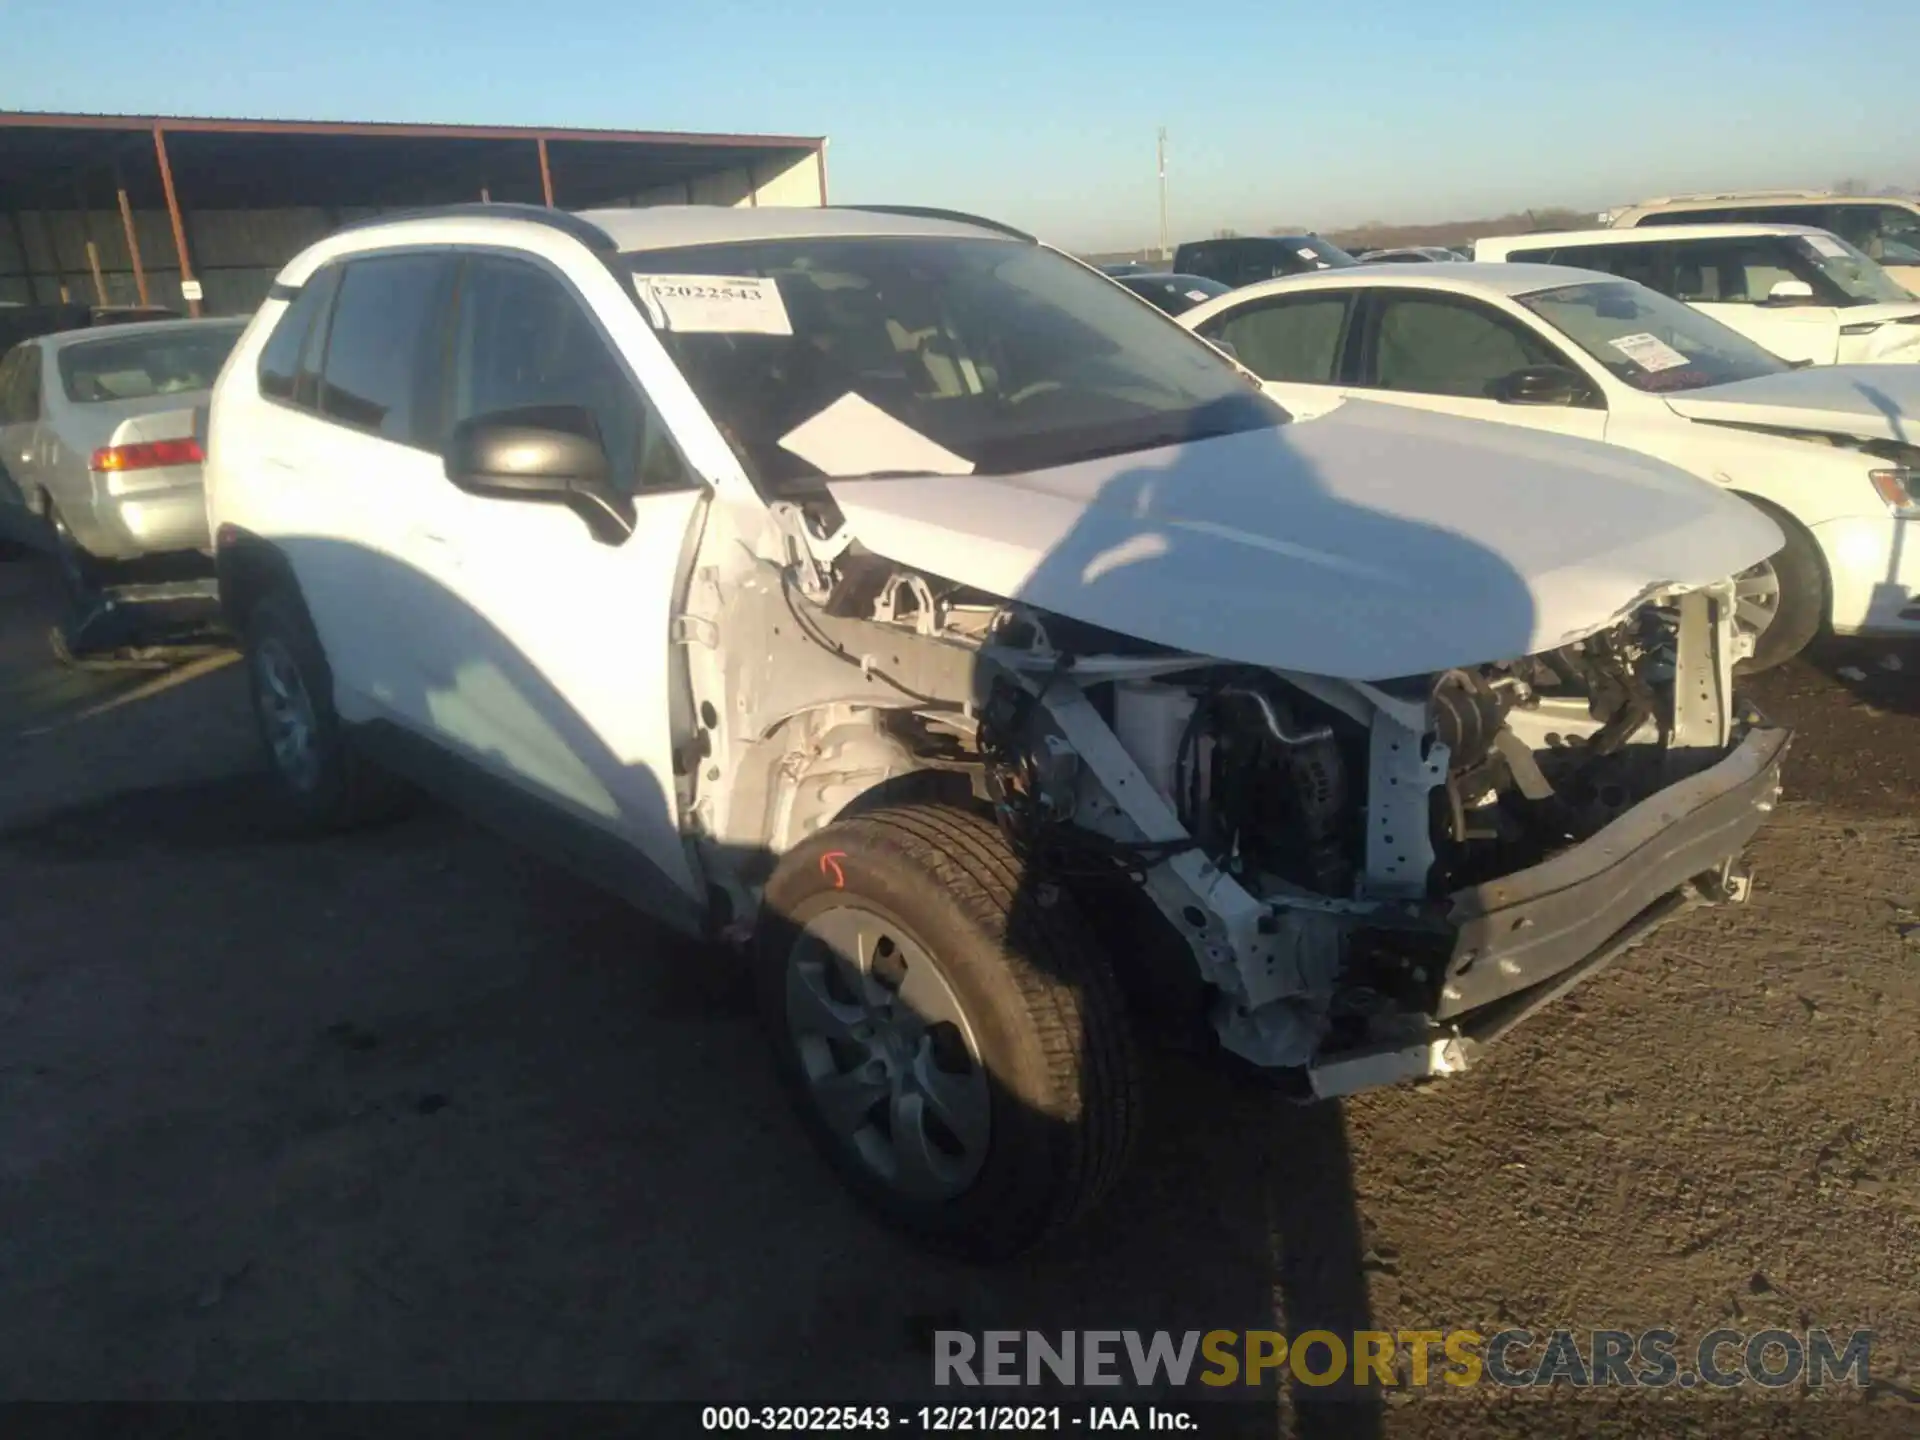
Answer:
xmin=0 ymin=318 xmax=245 ymax=582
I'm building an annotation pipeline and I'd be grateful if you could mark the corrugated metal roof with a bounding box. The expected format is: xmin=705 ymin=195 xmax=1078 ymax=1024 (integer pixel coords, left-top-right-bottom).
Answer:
xmin=0 ymin=110 xmax=824 ymax=150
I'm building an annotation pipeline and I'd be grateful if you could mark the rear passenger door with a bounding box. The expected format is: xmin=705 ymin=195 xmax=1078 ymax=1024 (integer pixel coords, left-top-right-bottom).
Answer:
xmin=284 ymin=251 xmax=459 ymax=718
xmin=1190 ymin=290 xmax=1356 ymax=418
xmin=1347 ymin=290 xmax=1608 ymax=441
xmin=407 ymin=251 xmax=710 ymax=919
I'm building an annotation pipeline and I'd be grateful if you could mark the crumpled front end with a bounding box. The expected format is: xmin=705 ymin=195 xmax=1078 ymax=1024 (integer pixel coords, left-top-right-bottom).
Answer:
xmin=972 ymin=575 xmax=1789 ymax=1098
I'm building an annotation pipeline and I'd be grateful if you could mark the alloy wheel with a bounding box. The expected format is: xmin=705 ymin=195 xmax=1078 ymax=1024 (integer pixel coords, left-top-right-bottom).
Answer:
xmin=784 ymin=905 xmax=991 ymax=1201
xmin=253 ymin=637 xmax=322 ymax=792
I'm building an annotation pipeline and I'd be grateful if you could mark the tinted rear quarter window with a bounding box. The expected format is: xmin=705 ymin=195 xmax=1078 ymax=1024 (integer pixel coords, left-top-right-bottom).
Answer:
xmin=258 ymin=274 xmax=335 ymax=402
xmin=319 ymin=254 xmax=454 ymax=447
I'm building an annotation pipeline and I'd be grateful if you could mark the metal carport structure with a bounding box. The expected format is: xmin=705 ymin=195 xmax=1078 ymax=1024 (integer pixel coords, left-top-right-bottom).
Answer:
xmin=0 ymin=112 xmax=828 ymax=318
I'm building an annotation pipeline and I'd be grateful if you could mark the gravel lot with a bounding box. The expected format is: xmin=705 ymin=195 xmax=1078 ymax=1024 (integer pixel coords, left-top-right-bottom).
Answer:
xmin=1 ymin=552 xmax=1916 ymax=1434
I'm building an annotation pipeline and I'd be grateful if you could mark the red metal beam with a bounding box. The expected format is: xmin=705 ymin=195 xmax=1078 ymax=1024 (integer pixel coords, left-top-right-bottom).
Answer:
xmin=0 ymin=110 xmax=825 ymax=152
xmin=537 ymin=137 xmax=554 ymax=207
xmin=152 ymin=126 xmax=199 ymax=317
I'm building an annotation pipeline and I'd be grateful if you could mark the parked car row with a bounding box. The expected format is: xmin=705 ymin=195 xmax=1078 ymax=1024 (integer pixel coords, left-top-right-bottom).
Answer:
xmin=1109 ymin=191 xmax=1920 ymax=669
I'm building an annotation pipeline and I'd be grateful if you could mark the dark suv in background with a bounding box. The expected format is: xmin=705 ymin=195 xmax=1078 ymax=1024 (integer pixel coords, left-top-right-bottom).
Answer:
xmin=1171 ymin=234 xmax=1356 ymax=288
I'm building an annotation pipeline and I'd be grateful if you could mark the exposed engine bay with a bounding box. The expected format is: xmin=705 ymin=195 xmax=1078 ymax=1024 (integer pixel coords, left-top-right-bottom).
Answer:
xmin=681 ymin=502 xmax=1789 ymax=1100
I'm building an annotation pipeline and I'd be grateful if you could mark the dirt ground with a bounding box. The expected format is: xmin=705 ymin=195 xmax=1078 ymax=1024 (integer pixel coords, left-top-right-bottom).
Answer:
xmin=1 ymin=551 xmax=1916 ymax=1433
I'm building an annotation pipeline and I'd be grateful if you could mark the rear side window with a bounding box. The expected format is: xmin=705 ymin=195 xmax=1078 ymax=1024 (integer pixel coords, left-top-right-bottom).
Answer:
xmin=1200 ymin=294 xmax=1351 ymax=383
xmin=1525 ymin=243 xmax=1671 ymax=293
xmin=59 ymin=326 xmax=243 ymax=404
xmin=258 ymin=272 xmax=336 ymax=402
xmin=319 ymin=254 xmax=454 ymax=447
xmin=1640 ymin=208 xmax=1738 ymax=226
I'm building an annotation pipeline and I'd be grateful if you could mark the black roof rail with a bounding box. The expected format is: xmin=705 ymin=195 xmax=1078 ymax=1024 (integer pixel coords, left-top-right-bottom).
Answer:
xmin=329 ymin=202 xmax=618 ymax=253
xmin=843 ymin=205 xmax=1035 ymax=243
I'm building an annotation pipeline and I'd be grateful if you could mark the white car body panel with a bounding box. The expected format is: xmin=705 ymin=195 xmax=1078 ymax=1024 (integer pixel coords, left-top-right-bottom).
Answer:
xmin=1179 ymin=264 xmax=1920 ymax=637
xmin=828 ymin=401 xmax=1780 ymax=680
xmin=1660 ymin=364 xmax=1920 ymax=440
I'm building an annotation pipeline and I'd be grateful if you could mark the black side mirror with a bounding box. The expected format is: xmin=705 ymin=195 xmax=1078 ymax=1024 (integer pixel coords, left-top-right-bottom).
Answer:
xmin=1494 ymin=364 xmax=1586 ymax=407
xmin=444 ymin=404 xmax=635 ymax=545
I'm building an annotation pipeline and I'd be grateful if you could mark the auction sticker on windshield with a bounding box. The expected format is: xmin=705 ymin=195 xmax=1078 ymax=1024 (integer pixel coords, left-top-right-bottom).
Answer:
xmin=632 ymin=274 xmax=793 ymax=335
xmin=1608 ymin=332 xmax=1690 ymax=373
xmin=1804 ymin=234 xmax=1850 ymax=259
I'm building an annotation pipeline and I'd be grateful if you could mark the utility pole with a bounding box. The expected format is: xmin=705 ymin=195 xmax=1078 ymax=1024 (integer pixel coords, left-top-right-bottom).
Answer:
xmin=1156 ymin=127 xmax=1170 ymax=260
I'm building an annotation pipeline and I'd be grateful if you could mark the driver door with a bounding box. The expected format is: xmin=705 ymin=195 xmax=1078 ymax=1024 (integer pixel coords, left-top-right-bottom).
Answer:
xmin=403 ymin=251 xmax=711 ymax=929
xmin=1345 ymin=290 xmax=1608 ymax=441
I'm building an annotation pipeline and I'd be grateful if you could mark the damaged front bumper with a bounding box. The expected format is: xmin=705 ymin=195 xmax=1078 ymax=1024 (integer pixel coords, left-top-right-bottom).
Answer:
xmin=1309 ymin=723 xmax=1790 ymax=1098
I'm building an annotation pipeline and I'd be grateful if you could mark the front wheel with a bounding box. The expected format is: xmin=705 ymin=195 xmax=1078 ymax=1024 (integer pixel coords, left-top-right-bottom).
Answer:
xmin=756 ymin=804 xmax=1141 ymax=1260
xmin=1733 ymin=512 xmax=1825 ymax=672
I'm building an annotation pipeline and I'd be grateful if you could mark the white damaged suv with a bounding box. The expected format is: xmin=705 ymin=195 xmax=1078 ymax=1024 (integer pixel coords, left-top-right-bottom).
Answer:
xmin=205 ymin=204 xmax=1789 ymax=1257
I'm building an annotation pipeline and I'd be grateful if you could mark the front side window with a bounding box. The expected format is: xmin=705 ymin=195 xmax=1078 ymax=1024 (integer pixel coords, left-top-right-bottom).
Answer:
xmin=1516 ymin=280 xmax=1789 ymax=394
xmin=1365 ymin=294 xmax=1561 ymax=398
xmin=319 ymin=253 xmax=453 ymax=446
xmin=443 ymin=256 xmax=687 ymax=493
xmin=59 ymin=324 xmax=244 ymax=404
xmin=1868 ymin=206 xmax=1920 ymax=265
xmin=1777 ymin=233 xmax=1911 ymax=304
xmin=1200 ymin=293 xmax=1351 ymax=384
xmin=625 ymin=236 xmax=1276 ymax=489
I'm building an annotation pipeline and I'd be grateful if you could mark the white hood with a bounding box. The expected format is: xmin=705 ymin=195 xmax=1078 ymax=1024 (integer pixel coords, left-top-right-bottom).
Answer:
xmin=1664 ymin=364 xmax=1920 ymax=444
xmin=827 ymin=400 xmax=1782 ymax=680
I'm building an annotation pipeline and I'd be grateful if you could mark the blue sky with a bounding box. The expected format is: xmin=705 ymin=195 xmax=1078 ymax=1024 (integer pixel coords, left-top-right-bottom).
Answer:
xmin=6 ymin=0 xmax=1915 ymax=249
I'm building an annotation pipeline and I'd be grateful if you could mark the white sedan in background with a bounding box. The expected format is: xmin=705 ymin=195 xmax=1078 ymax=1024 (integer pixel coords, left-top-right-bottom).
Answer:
xmin=1180 ymin=262 xmax=1920 ymax=667
xmin=0 ymin=317 xmax=245 ymax=590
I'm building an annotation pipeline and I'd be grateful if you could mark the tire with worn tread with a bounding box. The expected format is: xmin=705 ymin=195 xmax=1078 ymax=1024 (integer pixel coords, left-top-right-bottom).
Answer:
xmin=757 ymin=803 xmax=1141 ymax=1259
xmin=243 ymin=591 xmax=408 ymax=833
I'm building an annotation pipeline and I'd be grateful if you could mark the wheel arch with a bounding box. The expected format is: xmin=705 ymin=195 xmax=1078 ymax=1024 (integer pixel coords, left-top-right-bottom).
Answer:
xmin=1729 ymin=489 xmax=1832 ymax=617
xmin=215 ymin=524 xmax=314 ymax=636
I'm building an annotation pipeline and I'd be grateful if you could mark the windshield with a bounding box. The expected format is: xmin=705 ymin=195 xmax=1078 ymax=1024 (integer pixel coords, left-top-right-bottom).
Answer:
xmin=625 ymin=237 xmax=1277 ymax=487
xmin=1517 ymin=280 xmax=1790 ymax=394
xmin=58 ymin=324 xmax=243 ymax=404
xmin=1785 ymin=233 xmax=1913 ymax=304
xmin=1275 ymin=236 xmax=1358 ymax=271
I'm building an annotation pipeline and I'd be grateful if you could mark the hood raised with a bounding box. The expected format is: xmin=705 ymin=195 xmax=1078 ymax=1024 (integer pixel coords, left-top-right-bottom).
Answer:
xmin=1665 ymin=364 xmax=1920 ymax=443
xmin=826 ymin=400 xmax=1781 ymax=680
